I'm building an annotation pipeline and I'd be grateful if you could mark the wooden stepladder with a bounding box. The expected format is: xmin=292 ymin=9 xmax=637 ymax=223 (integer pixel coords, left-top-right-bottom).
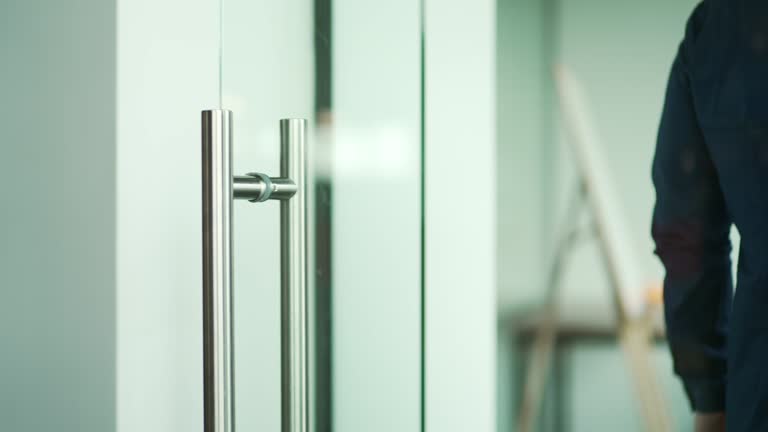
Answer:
xmin=515 ymin=66 xmax=672 ymax=432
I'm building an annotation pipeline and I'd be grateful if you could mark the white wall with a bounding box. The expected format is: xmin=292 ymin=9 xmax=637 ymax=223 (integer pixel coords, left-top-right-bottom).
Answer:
xmin=0 ymin=1 xmax=116 ymax=431
xmin=116 ymin=0 xmax=219 ymax=430
xmin=425 ymin=0 xmax=497 ymax=431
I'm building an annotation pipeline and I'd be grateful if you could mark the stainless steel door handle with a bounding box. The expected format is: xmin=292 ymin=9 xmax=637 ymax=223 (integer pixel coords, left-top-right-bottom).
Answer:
xmin=201 ymin=110 xmax=308 ymax=432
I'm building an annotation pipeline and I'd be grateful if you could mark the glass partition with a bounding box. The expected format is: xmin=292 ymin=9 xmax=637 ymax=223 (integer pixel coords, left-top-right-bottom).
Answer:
xmin=221 ymin=0 xmax=424 ymax=430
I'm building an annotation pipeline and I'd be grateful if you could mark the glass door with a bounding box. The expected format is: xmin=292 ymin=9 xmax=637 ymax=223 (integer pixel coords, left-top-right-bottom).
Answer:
xmin=217 ymin=0 xmax=424 ymax=430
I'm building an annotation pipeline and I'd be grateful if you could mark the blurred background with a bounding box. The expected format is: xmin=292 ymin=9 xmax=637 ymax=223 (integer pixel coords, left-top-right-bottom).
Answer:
xmin=0 ymin=0 xmax=712 ymax=431
xmin=496 ymin=0 xmax=709 ymax=430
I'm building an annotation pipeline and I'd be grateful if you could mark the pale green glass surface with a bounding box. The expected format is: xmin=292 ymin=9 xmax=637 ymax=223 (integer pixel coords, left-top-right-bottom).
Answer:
xmin=221 ymin=1 xmax=423 ymax=431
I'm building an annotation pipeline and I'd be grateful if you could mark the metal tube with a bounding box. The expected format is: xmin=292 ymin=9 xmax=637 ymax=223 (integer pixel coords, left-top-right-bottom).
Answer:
xmin=270 ymin=178 xmax=299 ymax=201
xmin=202 ymin=109 xmax=235 ymax=432
xmin=280 ymin=119 xmax=308 ymax=432
xmin=233 ymin=175 xmax=267 ymax=201
xmin=233 ymin=175 xmax=297 ymax=202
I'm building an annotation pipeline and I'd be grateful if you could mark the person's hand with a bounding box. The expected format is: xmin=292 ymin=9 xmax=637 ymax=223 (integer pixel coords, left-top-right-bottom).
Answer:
xmin=695 ymin=412 xmax=725 ymax=432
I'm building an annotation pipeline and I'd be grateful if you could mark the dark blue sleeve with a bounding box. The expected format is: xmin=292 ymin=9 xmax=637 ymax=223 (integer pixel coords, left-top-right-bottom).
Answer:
xmin=651 ymin=41 xmax=733 ymax=413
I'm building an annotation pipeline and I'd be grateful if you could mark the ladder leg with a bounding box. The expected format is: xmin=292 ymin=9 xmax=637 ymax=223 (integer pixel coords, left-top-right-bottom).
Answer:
xmin=619 ymin=321 xmax=673 ymax=432
xmin=517 ymin=319 xmax=557 ymax=432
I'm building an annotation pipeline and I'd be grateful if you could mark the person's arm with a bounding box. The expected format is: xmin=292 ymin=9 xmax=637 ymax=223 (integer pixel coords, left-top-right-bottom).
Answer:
xmin=652 ymin=43 xmax=732 ymax=415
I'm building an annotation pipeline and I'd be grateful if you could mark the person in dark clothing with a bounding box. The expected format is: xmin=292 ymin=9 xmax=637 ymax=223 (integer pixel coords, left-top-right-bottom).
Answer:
xmin=652 ymin=1 xmax=768 ymax=431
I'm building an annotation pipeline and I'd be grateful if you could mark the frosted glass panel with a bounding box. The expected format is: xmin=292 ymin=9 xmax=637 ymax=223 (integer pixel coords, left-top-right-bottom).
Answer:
xmin=221 ymin=2 xmax=313 ymax=431
xmin=221 ymin=0 xmax=423 ymax=430
xmin=332 ymin=0 xmax=422 ymax=430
